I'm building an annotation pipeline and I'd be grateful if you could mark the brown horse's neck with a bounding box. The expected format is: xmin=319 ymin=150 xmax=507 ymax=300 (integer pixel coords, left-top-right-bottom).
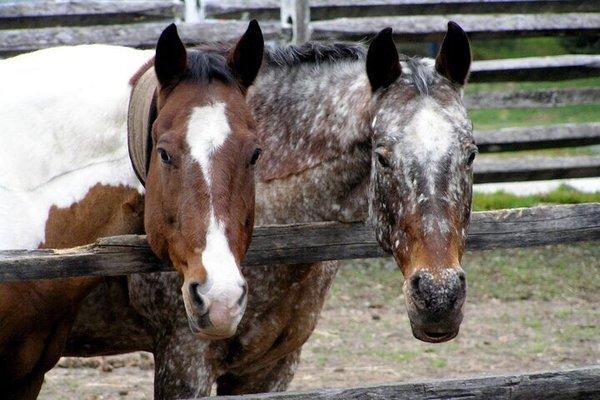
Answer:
xmin=250 ymin=59 xmax=373 ymax=224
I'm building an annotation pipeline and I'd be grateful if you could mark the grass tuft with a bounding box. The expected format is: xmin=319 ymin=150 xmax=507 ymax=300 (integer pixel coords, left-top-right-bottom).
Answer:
xmin=473 ymin=185 xmax=600 ymax=211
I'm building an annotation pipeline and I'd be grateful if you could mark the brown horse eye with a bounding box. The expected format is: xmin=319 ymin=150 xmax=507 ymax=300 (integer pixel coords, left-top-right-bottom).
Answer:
xmin=157 ymin=148 xmax=172 ymax=165
xmin=250 ymin=148 xmax=262 ymax=165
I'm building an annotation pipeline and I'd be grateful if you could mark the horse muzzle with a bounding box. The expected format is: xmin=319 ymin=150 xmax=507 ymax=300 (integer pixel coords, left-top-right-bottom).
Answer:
xmin=403 ymin=268 xmax=466 ymax=343
xmin=182 ymin=280 xmax=247 ymax=340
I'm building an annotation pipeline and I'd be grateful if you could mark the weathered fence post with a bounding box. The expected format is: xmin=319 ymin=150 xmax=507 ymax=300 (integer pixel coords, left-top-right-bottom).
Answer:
xmin=281 ymin=0 xmax=310 ymax=44
xmin=184 ymin=0 xmax=203 ymax=22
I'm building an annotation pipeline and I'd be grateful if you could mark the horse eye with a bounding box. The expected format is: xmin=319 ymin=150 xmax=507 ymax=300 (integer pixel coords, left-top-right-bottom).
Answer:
xmin=157 ymin=148 xmax=172 ymax=165
xmin=466 ymin=148 xmax=478 ymax=166
xmin=377 ymin=153 xmax=390 ymax=168
xmin=250 ymin=148 xmax=262 ymax=165
xmin=375 ymin=149 xmax=391 ymax=168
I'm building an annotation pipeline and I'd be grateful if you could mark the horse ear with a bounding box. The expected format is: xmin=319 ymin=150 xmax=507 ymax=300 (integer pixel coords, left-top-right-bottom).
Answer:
xmin=155 ymin=23 xmax=187 ymax=88
xmin=228 ymin=19 xmax=264 ymax=90
xmin=366 ymin=27 xmax=401 ymax=92
xmin=435 ymin=21 xmax=471 ymax=86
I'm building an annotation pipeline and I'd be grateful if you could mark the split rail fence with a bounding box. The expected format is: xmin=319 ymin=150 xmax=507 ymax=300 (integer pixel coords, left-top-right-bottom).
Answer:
xmin=0 ymin=1 xmax=599 ymax=399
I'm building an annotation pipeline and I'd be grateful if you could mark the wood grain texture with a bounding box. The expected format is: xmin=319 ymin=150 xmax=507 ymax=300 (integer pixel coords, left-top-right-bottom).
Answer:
xmin=204 ymin=0 xmax=600 ymax=20
xmin=1 ymin=203 xmax=599 ymax=282
xmin=464 ymin=87 xmax=600 ymax=109
xmin=470 ymin=55 xmax=600 ymax=82
xmin=311 ymin=13 xmax=600 ymax=42
xmin=0 ymin=1 xmax=183 ymax=30
xmin=0 ymin=21 xmax=281 ymax=57
xmin=191 ymin=366 xmax=600 ymax=400
xmin=475 ymin=123 xmax=600 ymax=153
xmin=474 ymin=156 xmax=600 ymax=183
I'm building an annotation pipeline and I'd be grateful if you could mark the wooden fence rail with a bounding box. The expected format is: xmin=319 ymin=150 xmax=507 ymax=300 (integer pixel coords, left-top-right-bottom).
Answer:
xmin=0 ymin=21 xmax=281 ymax=57
xmin=311 ymin=13 xmax=600 ymax=42
xmin=469 ymin=55 xmax=600 ymax=83
xmin=0 ymin=1 xmax=183 ymax=30
xmin=475 ymin=156 xmax=600 ymax=183
xmin=193 ymin=365 xmax=600 ymax=400
xmin=1 ymin=203 xmax=598 ymax=283
xmin=475 ymin=123 xmax=600 ymax=152
xmin=205 ymin=0 xmax=600 ymax=20
xmin=465 ymin=87 xmax=600 ymax=109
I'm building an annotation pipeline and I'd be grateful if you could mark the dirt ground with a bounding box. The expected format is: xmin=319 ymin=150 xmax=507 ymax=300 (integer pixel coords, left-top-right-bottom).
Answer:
xmin=39 ymin=244 xmax=599 ymax=399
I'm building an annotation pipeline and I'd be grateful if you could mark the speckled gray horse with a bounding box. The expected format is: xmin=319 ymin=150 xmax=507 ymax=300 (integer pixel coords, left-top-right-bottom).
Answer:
xmin=65 ymin=22 xmax=476 ymax=398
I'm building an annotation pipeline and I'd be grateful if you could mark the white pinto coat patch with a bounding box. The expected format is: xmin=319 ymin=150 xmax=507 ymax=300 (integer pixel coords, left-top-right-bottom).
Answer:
xmin=186 ymin=104 xmax=245 ymax=305
xmin=0 ymin=45 xmax=152 ymax=250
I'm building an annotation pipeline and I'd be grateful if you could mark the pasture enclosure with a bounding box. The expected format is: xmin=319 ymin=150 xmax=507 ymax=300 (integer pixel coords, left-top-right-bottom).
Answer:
xmin=1 ymin=0 xmax=599 ymax=399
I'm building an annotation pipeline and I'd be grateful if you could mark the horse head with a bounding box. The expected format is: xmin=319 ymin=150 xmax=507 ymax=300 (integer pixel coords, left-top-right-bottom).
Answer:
xmin=143 ymin=21 xmax=264 ymax=339
xmin=367 ymin=22 xmax=475 ymax=343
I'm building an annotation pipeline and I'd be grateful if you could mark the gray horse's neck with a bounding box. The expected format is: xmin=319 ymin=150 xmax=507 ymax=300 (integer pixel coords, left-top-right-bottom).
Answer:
xmin=249 ymin=59 xmax=373 ymax=225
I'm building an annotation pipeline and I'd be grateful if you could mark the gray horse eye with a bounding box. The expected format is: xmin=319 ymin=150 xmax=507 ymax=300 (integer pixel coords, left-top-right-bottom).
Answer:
xmin=374 ymin=148 xmax=391 ymax=168
xmin=466 ymin=147 xmax=478 ymax=166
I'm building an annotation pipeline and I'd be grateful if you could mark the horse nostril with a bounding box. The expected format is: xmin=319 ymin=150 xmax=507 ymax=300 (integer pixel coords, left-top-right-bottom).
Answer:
xmin=237 ymin=283 xmax=248 ymax=306
xmin=410 ymin=273 xmax=422 ymax=293
xmin=458 ymin=271 xmax=466 ymax=285
xmin=190 ymin=283 xmax=208 ymax=314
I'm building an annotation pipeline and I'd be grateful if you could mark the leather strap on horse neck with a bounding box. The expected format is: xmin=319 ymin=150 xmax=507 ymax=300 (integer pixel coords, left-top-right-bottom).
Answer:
xmin=127 ymin=67 xmax=158 ymax=186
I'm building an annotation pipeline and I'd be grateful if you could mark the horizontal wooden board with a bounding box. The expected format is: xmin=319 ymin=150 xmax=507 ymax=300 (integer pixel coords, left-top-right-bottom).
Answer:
xmin=470 ymin=54 xmax=600 ymax=82
xmin=205 ymin=0 xmax=600 ymax=20
xmin=193 ymin=366 xmax=600 ymax=400
xmin=475 ymin=123 xmax=600 ymax=152
xmin=464 ymin=87 xmax=600 ymax=109
xmin=1 ymin=203 xmax=599 ymax=282
xmin=474 ymin=156 xmax=600 ymax=183
xmin=311 ymin=13 xmax=600 ymax=42
xmin=0 ymin=1 xmax=183 ymax=30
xmin=0 ymin=21 xmax=281 ymax=57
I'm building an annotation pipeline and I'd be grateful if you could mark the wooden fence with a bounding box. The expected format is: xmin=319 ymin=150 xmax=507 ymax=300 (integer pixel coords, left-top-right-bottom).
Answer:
xmin=2 ymin=203 xmax=598 ymax=282
xmin=0 ymin=1 xmax=599 ymax=398
xmin=193 ymin=365 xmax=600 ymax=399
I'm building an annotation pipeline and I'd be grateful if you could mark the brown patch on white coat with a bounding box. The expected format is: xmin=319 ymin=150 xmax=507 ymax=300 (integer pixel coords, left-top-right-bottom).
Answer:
xmin=0 ymin=21 xmax=264 ymax=399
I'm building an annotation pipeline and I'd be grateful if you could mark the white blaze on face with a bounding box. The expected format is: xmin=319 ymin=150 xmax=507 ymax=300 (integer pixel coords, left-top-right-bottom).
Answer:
xmin=398 ymin=98 xmax=454 ymax=196
xmin=402 ymin=98 xmax=453 ymax=165
xmin=186 ymin=103 xmax=245 ymax=307
xmin=395 ymin=98 xmax=456 ymax=236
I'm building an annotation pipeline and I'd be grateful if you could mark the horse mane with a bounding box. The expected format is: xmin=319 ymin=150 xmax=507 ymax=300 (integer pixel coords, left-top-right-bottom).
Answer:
xmin=263 ymin=41 xmax=439 ymax=95
xmin=264 ymin=42 xmax=366 ymax=67
xmin=129 ymin=47 xmax=235 ymax=87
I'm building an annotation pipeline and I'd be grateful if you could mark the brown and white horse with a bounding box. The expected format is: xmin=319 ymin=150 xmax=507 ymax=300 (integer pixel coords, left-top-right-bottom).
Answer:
xmin=0 ymin=22 xmax=264 ymax=398
xmin=61 ymin=22 xmax=476 ymax=398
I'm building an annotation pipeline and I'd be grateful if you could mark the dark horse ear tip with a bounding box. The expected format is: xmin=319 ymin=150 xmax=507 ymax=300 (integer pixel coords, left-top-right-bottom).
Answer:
xmin=376 ymin=27 xmax=393 ymax=40
xmin=446 ymin=21 xmax=467 ymax=37
xmin=158 ymin=23 xmax=179 ymax=46
xmin=246 ymin=19 xmax=263 ymax=37
xmin=162 ymin=23 xmax=178 ymax=36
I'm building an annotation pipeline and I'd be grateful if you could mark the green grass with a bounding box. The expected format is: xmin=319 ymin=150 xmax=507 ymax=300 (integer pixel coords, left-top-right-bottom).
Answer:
xmin=469 ymin=104 xmax=600 ymax=130
xmin=473 ymin=185 xmax=600 ymax=211
xmin=463 ymin=243 xmax=600 ymax=301
xmin=471 ymin=37 xmax=568 ymax=60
